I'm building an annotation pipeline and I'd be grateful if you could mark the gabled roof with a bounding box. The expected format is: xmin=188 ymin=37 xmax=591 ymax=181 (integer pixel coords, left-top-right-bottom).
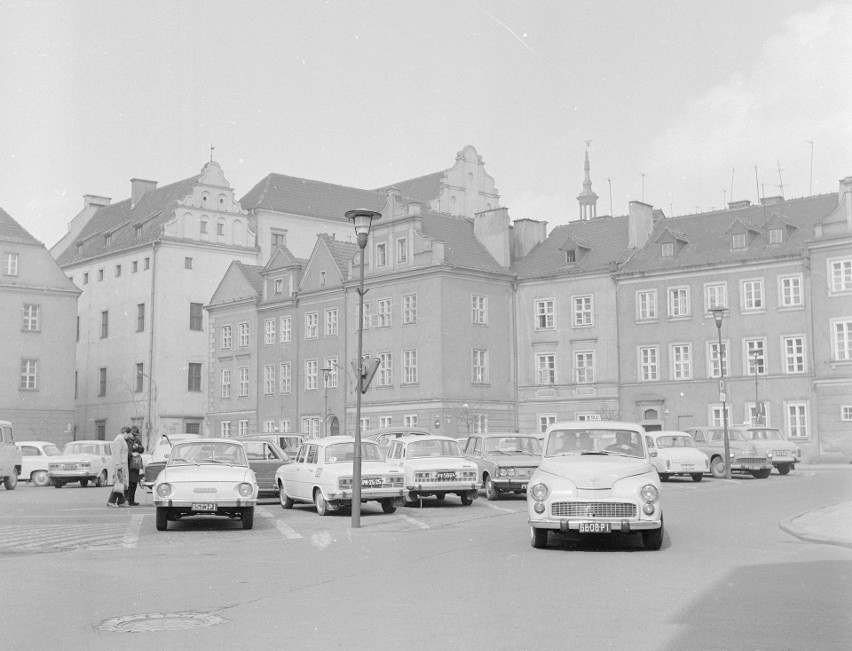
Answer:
xmin=208 ymin=260 xmax=264 ymax=307
xmin=418 ymin=211 xmax=511 ymax=275
xmin=235 ymin=261 xmax=264 ymax=297
xmin=264 ymin=245 xmax=304 ymax=272
xmin=374 ymin=171 xmax=444 ymax=204
xmin=655 ymin=226 xmax=689 ymax=243
xmin=320 ymin=235 xmax=359 ymax=277
xmin=725 ymin=217 xmax=762 ymax=234
xmin=0 ymin=207 xmax=41 ymax=245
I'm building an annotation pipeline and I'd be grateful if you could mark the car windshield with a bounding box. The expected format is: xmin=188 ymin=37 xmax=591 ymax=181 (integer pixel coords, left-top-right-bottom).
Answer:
xmin=711 ymin=429 xmax=747 ymax=442
xmin=325 ymin=442 xmax=384 ymax=464
xmin=545 ymin=428 xmax=645 ymax=458
xmin=655 ymin=436 xmax=696 ymax=448
xmin=482 ymin=436 xmax=542 ymax=455
xmin=743 ymin=429 xmax=785 ymax=441
xmin=167 ymin=442 xmax=247 ymax=466
xmin=43 ymin=445 xmax=62 ymax=456
xmin=407 ymin=439 xmax=462 ymax=458
xmin=63 ymin=442 xmax=100 ymax=455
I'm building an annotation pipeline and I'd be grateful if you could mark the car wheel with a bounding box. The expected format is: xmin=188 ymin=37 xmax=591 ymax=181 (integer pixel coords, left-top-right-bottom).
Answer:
xmin=751 ymin=468 xmax=771 ymax=479
xmin=3 ymin=468 xmax=18 ymax=490
xmin=710 ymin=456 xmax=726 ymax=478
xmin=642 ymin=517 xmax=664 ymax=551
xmin=31 ymin=470 xmax=50 ymax=487
xmin=691 ymin=473 xmax=703 ymax=482
xmin=79 ymin=479 xmax=89 ymax=488
xmin=435 ymin=493 xmax=446 ymax=501
xmin=95 ymin=471 xmax=107 ymax=487
xmin=52 ymin=479 xmax=63 ymax=488
xmin=314 ymin=489 xmax=329 ymax=516
xmin=380 ymin=498 xmax=396 ymax=514
xmin=155 ymin=507 xmax=169 ymax=531
xmin=460 ymin=492 xmax=473 ymax=506
xmin=279 ymin=483 xmax=294 ymax=509
xmin=530 ymin=525 xmax=548 ymax=549
xmin=484 ymin=475 xmax=500 ymax=501
xmin=659 ymin=473 xmax=670 ymax=482
xmin=777 ymin=463 xmax=791 ymax=476
xmin=242 ymin=507 xmax=254 ymax=530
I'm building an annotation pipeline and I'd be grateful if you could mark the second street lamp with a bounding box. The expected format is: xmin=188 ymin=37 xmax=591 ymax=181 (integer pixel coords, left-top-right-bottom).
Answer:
xmin=321 ymin=367 xmax=333 ymax=438
xmin=749 ymin=349 xmax=761 ymax=425
xmin=710 ymin=307 xmax=732 ymax=480
xmin=345 ymin=208 xmax=382 ymax=529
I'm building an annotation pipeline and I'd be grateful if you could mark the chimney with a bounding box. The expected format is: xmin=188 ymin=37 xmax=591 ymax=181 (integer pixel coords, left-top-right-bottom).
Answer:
xmin=83 ymin=195 xmax=111 ymax=210
xmin=760 ymin=196 xmax=784 ymax=206
xmin=474 ymin=207 xmax=511 ymax=267
xmin=728 ymin=199 xmax=752 ymax=209
xmin=840 ymin=176 xmax=852 ymax=231
xmin=628 ymin=201 xmax=654 ymax=249
xmin=130 ymin=178 xmax=157 ymax=209
xmin=511 ymin=218 xmax=547 ymax=261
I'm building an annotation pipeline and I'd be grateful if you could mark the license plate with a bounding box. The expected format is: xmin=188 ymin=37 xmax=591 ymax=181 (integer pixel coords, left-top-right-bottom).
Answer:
xmin=63 ymin=465 xmax=76 ymax=471
xmin=436 ymin=472 xmax=456 ymax=480
xmin=579 ymin=521 xmax=611 ymax=533
xmin=191 ymin=503 xmax=216 ymax=511
xmin=362 ymin=478 xmax=382 ymax=487
xmin=681 ymin=464 xmax=695 ymax=470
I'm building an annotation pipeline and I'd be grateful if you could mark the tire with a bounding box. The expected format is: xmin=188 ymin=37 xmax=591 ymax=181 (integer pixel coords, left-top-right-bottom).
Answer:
xmin=484 ymin=475 xmax=500 ymax=501
xmin=3 ymin=468 xmax=18 ymax=490
xmin=435 ymin=493 xmax=446 ymax=501
xmin=155 ymin=507 xmax=168 ymax=531
xmin=751 ymin=468 xmax=771 ymax=479
xmin=777 ymin=463 xmax=792 ymax=476
xmin=279 ymin=483 xmax=293 ymax=509
xmin=659 ymin=473 xmax=670 ymax=482
xmin=530 ymin=525 xmax=548 ymax=549
xmin=642 ymin=518 xmax=664 ymax=551
xmin=95 ymin=471 xmax=107 ymax=487
xmin=380 ymin=498 xmax=396 ymax=514
xmin=710 ymin=456 xmax=726 ymax=478
xmin=31 ymin=470 xmax=49 ymax=487
xmin=403 ymin=492 xmax=418 ymax=506
xmin=242 ymin=507 xmax=254 ymax=530
xmin=460 ymin=492 xmax=473 ymax=506
xmin=691 ymin=473 xmax=703 ymax=482
xmin=52 ymin=479 xmax=64 ymax=488
xmin=79 ymin=479 xmax=89 ymax=488
xmin=314 ymin=489 xmax=329 ymax=516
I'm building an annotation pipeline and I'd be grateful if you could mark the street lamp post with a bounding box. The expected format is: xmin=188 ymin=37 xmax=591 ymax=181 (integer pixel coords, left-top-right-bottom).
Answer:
xmin=321 ymin=367 xmax=333 ymax=438
xmin=749 ymin=350 xmax=761 ymax=425
xmin=345 ymin=208 xmax=382 ymax=529
xmin=710 ymin=308 xmax=732 ymax=479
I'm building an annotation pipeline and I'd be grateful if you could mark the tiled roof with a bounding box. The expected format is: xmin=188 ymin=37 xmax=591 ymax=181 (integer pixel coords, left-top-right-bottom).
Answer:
xmin=419 ymin=212 xmax=511 ymax=275
xmin=0 ymin=207 xmax=41 ymax=245
xmin=55 ymin=176 xmax=200 ymax=266
xmin=234 ymin=261 xmax=264 ymax=297
xmin=374 ymin=171 xmax=444 ymax=204
xmin=239 ymin=174 xmax=384 ymax=221
xmin=320 ymin=235 xmax=360 ymax=277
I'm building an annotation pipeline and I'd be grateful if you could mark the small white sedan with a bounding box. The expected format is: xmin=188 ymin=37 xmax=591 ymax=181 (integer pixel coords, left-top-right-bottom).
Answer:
xmin=48 ymin=440 xmax=115 ymax=488
xmin=17 ymin=441 xmax=62 ymax=487
xmin=645 ymin=431 xmax=710 ymax=482
xmin=385 ymin=435 xmax=480 ymax=506
xmin=153 ymin=439 xmax=258 ymax=531
xmin=275 ymin=436 xmax=404 ymax=515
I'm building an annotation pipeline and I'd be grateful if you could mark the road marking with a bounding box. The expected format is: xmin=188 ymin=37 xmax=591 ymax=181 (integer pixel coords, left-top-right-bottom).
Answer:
xmin=259 ymin=508 xmax=303 ymax=539
xmin=399 ymin=513 xmax=430 ymax=529
xmin=121 ymin=514 xmax=144 ymax=548
xmin=481 ymin=502 xmax=517 ymax=513
xmin=0 ymin=523 xmax=128 ymax=553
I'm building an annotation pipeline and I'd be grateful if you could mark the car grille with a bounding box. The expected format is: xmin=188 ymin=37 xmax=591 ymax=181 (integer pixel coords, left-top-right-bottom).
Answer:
xmin=551 ymin=502 xmax=637 ymax=518
xmin=736 ymin=457 xmax=769 ymax=467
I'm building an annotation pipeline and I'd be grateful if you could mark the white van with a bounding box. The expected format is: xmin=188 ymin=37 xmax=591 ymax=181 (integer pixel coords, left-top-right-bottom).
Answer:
xmin=0 ymin=420 xmax=23 ymax=490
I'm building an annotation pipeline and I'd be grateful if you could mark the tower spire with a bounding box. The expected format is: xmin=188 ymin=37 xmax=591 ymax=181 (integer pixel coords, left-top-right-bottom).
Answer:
xmin=576 ymin=141 xmax=598 ymax=220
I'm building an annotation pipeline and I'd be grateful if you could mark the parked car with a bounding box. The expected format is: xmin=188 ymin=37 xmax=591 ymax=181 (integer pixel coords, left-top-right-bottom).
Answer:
xmin=275 ymin=436 xmax=404 ymax=515
xmin=735 ymin=426 xmax=801 ymax=475
xmin=239 ymin=433 xmax=305 ymax=455
xmin=385 ymin=435 xmax=479 ymax=506
xmin=463 ymin=432 xmax=542 ymax=500
xmin=0 ymin=420 xmax=23 ymax=490
xmin=644 ymin=431 xmax=709 ymax=482
xmin=683 ymin=426 xmax=772 ymax=478
xmin=363 ymin=427 xmax=431 ymax=456
xmin=234 ymin=436 xmax=291 ymax=496
xmin=141 ymin=433 xmax=201 ymax=490
xmin=16 ymin=441 xmax=62 ymax=487
xmin=153 ymin=438 xmax=258 ymax=531
xmin=48 ymin=440 xmax=115 ymax=488
xmin=527 ymin=421 xmax=664 ymax=551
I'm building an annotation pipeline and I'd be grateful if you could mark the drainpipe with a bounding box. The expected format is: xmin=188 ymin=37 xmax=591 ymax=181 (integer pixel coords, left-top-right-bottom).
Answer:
xmin=146 ymin=241 xmax=159 ymax=449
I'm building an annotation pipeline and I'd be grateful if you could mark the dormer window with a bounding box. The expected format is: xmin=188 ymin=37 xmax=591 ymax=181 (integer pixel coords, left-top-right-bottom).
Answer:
xmin=104 ymin=233 xmax=112 ymax=246
xmin=732 ymin=233 xmax=747 ymax=250
xmin=769 ymin=228 xmax=782 ymax=244
xmin=274 ymin=278 xmax=284 ymax=294
xmin=565 ymin=249 xmax=576 ymax=264
xmin=661 ymin=242 xmax=674 ymax=257
xmin=134 ymin=225 xmax=142 ymax=239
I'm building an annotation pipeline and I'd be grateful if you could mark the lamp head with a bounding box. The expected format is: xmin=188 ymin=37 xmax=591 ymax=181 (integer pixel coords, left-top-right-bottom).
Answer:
xmin=709 ymin=307 xmax=727 ymax=328
xmin=345 ymin=209 xmax=382 ymax=249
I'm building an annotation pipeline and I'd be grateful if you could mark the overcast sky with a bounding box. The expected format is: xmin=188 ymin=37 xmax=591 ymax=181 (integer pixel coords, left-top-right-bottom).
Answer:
xmin=2 ymin=0 xmax=850 ymax=248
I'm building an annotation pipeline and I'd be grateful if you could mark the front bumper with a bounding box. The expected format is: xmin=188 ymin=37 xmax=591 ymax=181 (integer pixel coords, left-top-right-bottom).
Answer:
xmin=530 ymin=517 xmax=662 ymax=532
xmin=493 ymin=478 xmax=530 ymax=490
xmin=731 ymin=457 xmax=771 ymax=471
xmin=406 ymin=482 xmax=480 ymax=493
xmin=154 ymin=498 xmax=256 ymax=509
xmin=48 ymin=471 xmax=97 ymax=480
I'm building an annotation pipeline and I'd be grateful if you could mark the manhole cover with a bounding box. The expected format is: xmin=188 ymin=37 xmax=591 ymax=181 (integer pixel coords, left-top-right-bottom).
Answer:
xmin=97 ymin=612 xmax=226 ymax=633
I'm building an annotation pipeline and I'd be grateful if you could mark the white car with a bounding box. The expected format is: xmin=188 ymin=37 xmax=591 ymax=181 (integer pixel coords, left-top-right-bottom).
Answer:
xmin=385 ymin=435 xmax=480 ymax=506
xmin=16 ymin=441 xmax=62 ymax=487
xmin=141 ymin=433 xmax=201 ymax=490
xmin=152 ymin=438 xmax=258 ymax=531
xmin=644 ymin=431 xmax=710 ymax=482
xmin=528 ymin=421 xmax=664 ymax=551
xmin=275 ymin=436 xmax=404 ymax=515
xmin=47 ymin=440 xmax=116 ymax=488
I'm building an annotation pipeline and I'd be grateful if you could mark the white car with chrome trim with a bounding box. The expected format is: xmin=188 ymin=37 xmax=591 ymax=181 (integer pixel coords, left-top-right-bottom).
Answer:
xmin=528 ymin=421 xmax=664 ymax=551
xmin=152 ymin=438 xmax=258 ymax=531
xmin=644 ymin=431 xmax=710 ymax=482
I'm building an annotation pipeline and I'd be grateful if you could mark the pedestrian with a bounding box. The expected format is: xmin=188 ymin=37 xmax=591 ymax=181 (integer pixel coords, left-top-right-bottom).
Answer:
xmin=107 ymin=427 xmax=130 ymax=507
xmin=126 ymin=426 xmax=145 ymax=506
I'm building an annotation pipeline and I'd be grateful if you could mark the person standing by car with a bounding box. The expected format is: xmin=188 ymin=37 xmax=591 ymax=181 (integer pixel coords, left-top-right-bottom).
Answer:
xmin=107 ymin=428 xmax=130 ymax=507
xmin=126 ymin=427 xmax=145 ymax=506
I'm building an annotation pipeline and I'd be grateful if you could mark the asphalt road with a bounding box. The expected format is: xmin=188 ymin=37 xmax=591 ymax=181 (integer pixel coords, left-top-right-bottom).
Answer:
xmin=2 ymin=466 xmax=851 ymax=650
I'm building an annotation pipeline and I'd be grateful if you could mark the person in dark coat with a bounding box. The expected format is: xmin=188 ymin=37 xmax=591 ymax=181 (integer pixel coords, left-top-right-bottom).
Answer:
xmin=125 ymin=426 xmax=145 ymax=506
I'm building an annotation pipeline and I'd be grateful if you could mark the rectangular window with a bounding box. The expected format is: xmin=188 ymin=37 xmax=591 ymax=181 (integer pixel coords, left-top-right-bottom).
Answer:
xmin=403 ymin=414 xmax=418 ymax=428
xmin=783 ymin=336 xmax=805 ymax=373
xmin=135 ymin=363 xmax=144 ymax=392
xmin=732 ymin=233 xmax=747 ymax=249
xmin=217 ymin=223 xmax=224 ymax=236
xmin=189 ymin=303 xmax=203 ymax=331
xmin=637 ymin=290 xmax=657 ymax=321
xmin=360 ymin=302 xmax=372 ymax=331
xmin=184 ymin=257 xmax=193 ymax=269
xmin=573 ymin=295 xmax=593 ymax=326
xmin=473 ymin=414 xmax=488 ymax=434
xmin=779 ymin=275 xmax=803 ymax=307
xmin=238 ymin=322 xmax=249 ymax=347
xmin=101 ymin=310 xmax=109 ymax=338
xmin=187 ymin=363 xmax=202 ymax=392
xmin=668 ymin=287 xmax=689 ymax=317
xmin=20 ymin=359 xmax=37 ymax=390
xmin=98 ymin=367 xmax=107 ymax=396
xmin=376 ymin=242 xmax=387 ymax=267
xmin=742 ymin=279 xmax=764 ymax=310
xmin=239 ymin=367 xmax=249 ymax=397
xmin=221 ymin=369 xmax=231 ymax=398
xmin=574 ymin=350 xmax=595 ymax=384
xmin=22 ymin=304 xmax=39 ymax=331
xmin=325 ymin=308 xmax=338 ymax=336
xmin=238 ymin=420 xmax=248 ymax=437
xmin=274 ymin=278 xmax=284 ymax=294
xmin=200 ymin=220 xmax=208 ymax=234
xmin=708 ymin=341 xmax=728 ymax=378
xmin=221 ymin=325 xmax=232 ymax=350
xmin=379 ymin=416 xmax=392 ymax=428
xmin=396 ymin=237 xmax=408 ymax=263
xmin=306 ymin=359 xmax=318 ymax=391
xmin=323 ymin=358 xmax=339 ymax=389
xmin=833 ymin=320 xmax=852 ymax=361
xmin=378 ymin=352 xmax=393 ymax=387
xmin=830 ymin=259 xmax=852 ymax=292
xmin=272 ymin=231 xmax=286 ymax=249
xmin=841 ymin=406 xmax=852 ymax=421
xmin=745 ymin=340 xmax=766 ymax=375
xmin=265 ymin=319 xmax=275 ymax=345
xmin=132 ymin=261 xmax=138 ymax=273
xmin=402 ymin=294 xmax=417 ymax=325
xmin=705 ymin=283 xmax=727 ymax=311
xmin=536 ymin=353 xmax=556 ymax=385
xmin=786 ymin=402 xmax=809 ymax=438
xmin=661 ymin=242 xmax=674 ymax=257
xmin=303 ymin=417 xmax=321 ymax=438
xmin=263 ymin=420 xmax=275 ymax=433
xmin=3 ymin=252 xmax=19 ymax=276
xmin=220 ymin=421 xmax=231 ymax=438
xmin=305 ymin=312 xmax=318 ymax=339
xmin=115 ymin=264 xmax=121 ymax=277
xmin=535 ymin=299 xmax=555 ymax=329
xmin=538 ymin=415 xmax=556 ymax=433
xmin=279 ymin=363 xmax=291 ymax=394
xmin=264 ymin=365 xmax=275 ymax=395
xmin=137 ymin=303 xmax=145 ymax=332
xmin=280 ymin=420 xmax=291 ymax=433
xmin=472 ymin=295 xmax=487 ymax=325
xmin=639 ymin=346 xmax=658 ymax=381
xmin=472 ymin=349 xmax=488 ymax=384
xmin=402 ymin=349 xmax=418 ymax=385
xmin=280 ymin=316 xmax=291 ymax=343
xmin=769 ymin=228 xmax=783 ymax=244
xmin=144 ymin=257 xmax=150 ymax=270
xmin=671 ymin=344 xmax=692 ymax=380
xmin=83 ymin=272 xmax=89 ymax=284
xmin=710 ymin=404 xmax=729 ymax=427
xmin=376 ymin=299 xmax=391 ymax=328
xmin=98 ymin=269 xmax=104 ymax=281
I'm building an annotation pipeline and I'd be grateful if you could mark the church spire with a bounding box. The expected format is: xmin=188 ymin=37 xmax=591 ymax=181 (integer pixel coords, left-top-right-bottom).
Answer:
xmin=576 ymin=141 xmax=598 ymax=220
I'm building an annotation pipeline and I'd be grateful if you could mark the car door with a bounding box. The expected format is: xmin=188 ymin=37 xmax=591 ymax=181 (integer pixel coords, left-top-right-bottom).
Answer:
xmin=248 ymin=442 xmax=285 ymax=493
xmin=286 ymin=445 xmax=308 ymax=500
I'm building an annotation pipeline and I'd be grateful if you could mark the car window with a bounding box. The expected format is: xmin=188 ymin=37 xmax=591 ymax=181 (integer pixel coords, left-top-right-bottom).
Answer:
xmin=546 ymin=428 xmax=644 ymax=458
xmin=408 ymin=439 xmax=462 ymax=458
xmin=325 ymin=442 xmax=384 ymax=463
xmin=168 ymin=442 xmax=247 ymax=466
xmin=656 ymin=436 xmax=695 ymax=448
xmin=306 ymin=446 xmax=318 ymax=464
xmin=472 ymin=437 xmax=482 ymax=455
xmin=691 ymin=430 xmax=705 ymax=442
xmin=295 ymin=446 xmax=306 ymax=463
xmin=21 ymin=445 xmax=39 ymax=456
xmin=645 ymin=436 xmax=655 ymax=449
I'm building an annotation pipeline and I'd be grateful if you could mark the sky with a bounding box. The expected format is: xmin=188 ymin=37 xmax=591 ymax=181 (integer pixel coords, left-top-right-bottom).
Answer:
xmin=1 ymin=0 xmax=850 ymax=248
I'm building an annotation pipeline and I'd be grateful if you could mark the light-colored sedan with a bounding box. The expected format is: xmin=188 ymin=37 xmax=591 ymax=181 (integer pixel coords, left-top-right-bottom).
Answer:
xmin=736 ymin=426 xmax=801 ymax=475
xmin=463 ymin=432 xmax=542 ymax=500
xmin=16 ymin=441 xmax=62 ymax=487
xmin=275 ymin=436 xmax=404 ymax=515
xmin=385 ymin=435 xmax=480 ymax=506
xmin=644 ymin=431 xmax=710 ymax=482
xmin=153 ymin=439 xmax=258 ymax=531
xmin=528 ymin=421 xmax=664 ymax=551
xmin=48 ymin=440 xmax=115 ymax=488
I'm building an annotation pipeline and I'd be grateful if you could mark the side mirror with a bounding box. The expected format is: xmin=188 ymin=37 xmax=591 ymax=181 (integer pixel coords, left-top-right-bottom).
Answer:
xmin=649 ymin=450 xmax=658 ymax=458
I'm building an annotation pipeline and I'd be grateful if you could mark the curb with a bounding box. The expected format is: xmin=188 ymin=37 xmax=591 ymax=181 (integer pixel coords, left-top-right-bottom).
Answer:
xmin=779 ymin=502 xmax=852 ymax=551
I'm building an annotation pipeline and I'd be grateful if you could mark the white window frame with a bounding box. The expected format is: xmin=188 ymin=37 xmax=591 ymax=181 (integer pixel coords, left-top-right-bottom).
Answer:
xmin=220 ymin=421 xmax=231 ymax=438
xmin=238 ymin=420 xmax=248 ymax=437
xmin=396 ymin=236 xmax=408 ymax=264
xmin=324 ymin=358 xmax=338 ymax=389
xmin=638 ymin=346 xmax=658 ymax=381
xmin=832 ymin=318 xmax=852 ymax=361
xmin=264 ymin=318 xmax=275 ymax=345
xmin=305 ymin=312 xmax=318 ymax=339
xmin=305 ymin=359 xmax=318 ymax=391
xmin=402 ymin=294 xmax=417 ymax=325
xmin=668 ymin=286 xmax=690 ymax=318
xmin=402 ymin=349 xmax=418 ymax=385
xmin=403 ymin=414 xmax=418 ymax=428
xmin=375 ymin=242 xmax=387 ymax=268
xmin=778 ymin=274 xmax=803 ymax=308
xmin=264 ymin=365 xmax=275 ymax=395
xmin=238 ymin=367 xmax=249 ymax=397
xmin=636 ymin=289 xmax=657 ymax=321
xmin=20 ymin=358 xmax=37 ymax=390
xmin=325 ymin=308 xmax=338 ymax=336
xmin=538 ymin=415 xmax=556 ymax=433
xmin=221 ymin=325 xmax=232 ymax=350
xmin=472 ymin=349 xmax=488 ymax=384
xmin=744 ymin=339 xmax=766 ymax=375
xmin=279 ymin=362 xmax=291 ymax=394
xmin=535 ymin=299 xmax=555 ymax=330
xmin=829 ymin=258 xmax=852 ymax=294
xmin=705 ymin=282 xmax=727 ymax=312
xmin=785 ymin=401 xmax=809 ymax=439
xmin=378 ymin=352 xmax=393 ymax=387
xmin=238 ymin=322 xmax=249 ymax=348
xmin=22 ymin=304 xmax=39 ymax=331
xmin=573 ymin=295 xmax=593 ymax=327
xmin=221 ymin=369 xmax=231 ymax=398
xmin=3 ymin=252 xmax=19 ymax=276
xmin=280 ymin=316 xmax=291 ymax=343
xmin=741 ymin=278 xmax=764 ymax=311
xmin=536 ymin=353 xmax=556 ymax=385
xmin=707 ymin=340 xmax=728 ymax=379
xmin=782 ymin=335 xmax=806 ymax=374
xmin=574 ymin=350 xmax=595 ymax=384
xmin=379 ymin=415 xmax=392 ymax=428
xmin=376 ymin=298 xmax=392 ymax=328
xmin=472 ymin=295 xmax=487 ymax=325
xmin=671 ymin=343 xmax=692 ymax=380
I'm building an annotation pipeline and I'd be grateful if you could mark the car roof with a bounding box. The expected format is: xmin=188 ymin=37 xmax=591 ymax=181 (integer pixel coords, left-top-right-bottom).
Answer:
xmin=364 ymin=427 xmax=430 ymax=438
xmin=172 ymin=438 xmax=244 ymax=446
xmin=546 ymin=420 xmax=644 ymax=432
xmin=396 ymin=435 xmax=457 ymax=443
xmin=470 ymin=432 xmax=535 ymax=438
xmin=648 ymin=431 xmax=693 ymax=437
xmin=65 ymin=439 xmax=110 ymax=444
xmin=16 ymin=440 xmax=58 ymax=446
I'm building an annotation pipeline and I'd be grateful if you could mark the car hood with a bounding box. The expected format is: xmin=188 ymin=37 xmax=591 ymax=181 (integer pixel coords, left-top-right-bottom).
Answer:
xmin=538 ymin=455 xmax=652 ymax=489
xmin=159 ymin=464 xmax=254 ymax=483
xmin=483 ymin=452 xmax=541 ymax=466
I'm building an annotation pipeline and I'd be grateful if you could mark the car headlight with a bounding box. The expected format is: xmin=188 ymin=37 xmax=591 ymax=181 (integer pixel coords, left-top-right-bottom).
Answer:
xmin=640 ymin=484 xmax=658 ymax=502
xmin=156 ymin=483 xmax=172 ymax=498
xmin=238 ymin=483 xmax=253 ymax=497
xmin=767 ymin=451 xmax=773 ymax=459
xmin=498 ymin=467 xmax=507 ymax=477
xmin=530 ymin=483 xmax=548 ymax=501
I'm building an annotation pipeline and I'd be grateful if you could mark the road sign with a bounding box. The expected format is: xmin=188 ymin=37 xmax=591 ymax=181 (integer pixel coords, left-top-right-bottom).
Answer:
xmin=351 ymin=357 xmax=381 ymax=394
